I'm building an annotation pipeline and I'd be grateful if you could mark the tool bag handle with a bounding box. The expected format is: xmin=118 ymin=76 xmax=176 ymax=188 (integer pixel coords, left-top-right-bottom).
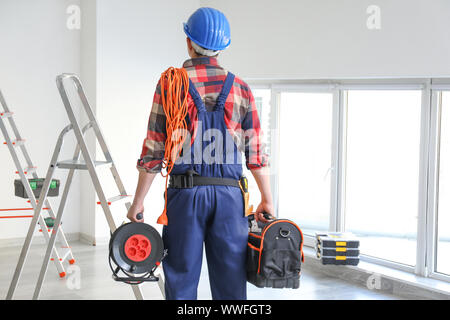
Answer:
xmin=247 ymin=212 xmax=276 ymax=222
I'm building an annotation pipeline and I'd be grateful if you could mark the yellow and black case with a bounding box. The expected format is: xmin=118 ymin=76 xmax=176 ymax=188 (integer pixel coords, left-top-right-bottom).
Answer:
xmin=316 ymin=232 xmax=360 ymax=249
xmin=315 ymin=232 xmax=360 ymax=266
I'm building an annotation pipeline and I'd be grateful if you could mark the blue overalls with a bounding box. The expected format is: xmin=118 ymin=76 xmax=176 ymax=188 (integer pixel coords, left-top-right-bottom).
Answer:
xmin=162 ymin=72 xmax=248 ymax=300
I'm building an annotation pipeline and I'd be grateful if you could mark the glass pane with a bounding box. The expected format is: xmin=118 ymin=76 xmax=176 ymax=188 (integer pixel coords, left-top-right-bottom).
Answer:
xmin=278 ymin=92 xmax=333 ymax=235
xmin=345 ymin=90 xmax=422 ymax=266
xmin=253 ymin=89 xmax=272 ymax=159
xmin=437 ymin=91 xmax=450 ymax=275
xmin=243 ymin=89 xmax=272 ymax=207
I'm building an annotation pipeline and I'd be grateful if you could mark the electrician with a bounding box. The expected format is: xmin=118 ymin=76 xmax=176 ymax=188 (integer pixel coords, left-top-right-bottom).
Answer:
xmin=128 ymin=7 xmax=272 ymax=300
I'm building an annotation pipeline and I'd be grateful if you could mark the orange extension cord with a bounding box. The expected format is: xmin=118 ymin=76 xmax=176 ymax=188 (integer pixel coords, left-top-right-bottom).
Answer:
xmin=156 ymin=67 xmax=190 ymax=225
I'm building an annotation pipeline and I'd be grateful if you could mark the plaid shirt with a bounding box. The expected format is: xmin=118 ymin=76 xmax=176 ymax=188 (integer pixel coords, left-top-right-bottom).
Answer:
xmin=137 ymin=57 xmax=268 ymax=173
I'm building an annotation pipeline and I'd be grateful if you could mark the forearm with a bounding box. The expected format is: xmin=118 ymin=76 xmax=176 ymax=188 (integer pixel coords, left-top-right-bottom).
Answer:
xmin=132 ymin=170 xmax=157 ymax=205
xmin=250 ymin=167 xmax=272 ymax=204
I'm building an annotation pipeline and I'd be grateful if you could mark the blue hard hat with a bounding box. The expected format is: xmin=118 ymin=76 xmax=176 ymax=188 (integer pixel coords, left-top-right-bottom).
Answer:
xmin=183 ymin=7 xmax=231 ymax=51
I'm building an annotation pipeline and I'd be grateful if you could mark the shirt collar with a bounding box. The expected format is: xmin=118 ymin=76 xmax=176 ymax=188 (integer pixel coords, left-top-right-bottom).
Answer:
xmin=183 ymin=57 xmax=220 ymax=68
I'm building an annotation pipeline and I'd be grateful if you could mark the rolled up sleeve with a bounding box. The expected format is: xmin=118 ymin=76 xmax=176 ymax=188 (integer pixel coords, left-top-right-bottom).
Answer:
xmin=241 ymin=88 xmax=269 ymax=170
xmin=137 ymin=83 xmax=167 ymax=173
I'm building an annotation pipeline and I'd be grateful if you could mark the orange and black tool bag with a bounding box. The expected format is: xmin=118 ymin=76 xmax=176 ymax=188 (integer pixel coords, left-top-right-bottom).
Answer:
xmin=247 ymin=213 xmax=304 ymax=289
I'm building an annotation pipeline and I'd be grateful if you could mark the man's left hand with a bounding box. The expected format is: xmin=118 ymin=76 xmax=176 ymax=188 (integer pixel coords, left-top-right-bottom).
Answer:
xmin=254 ymin=201 xmax=274 ymax=223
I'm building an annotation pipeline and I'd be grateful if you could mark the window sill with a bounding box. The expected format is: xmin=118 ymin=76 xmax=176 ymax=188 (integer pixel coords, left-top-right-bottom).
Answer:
xmin=303 ymin=246 xmax=450 ymax=299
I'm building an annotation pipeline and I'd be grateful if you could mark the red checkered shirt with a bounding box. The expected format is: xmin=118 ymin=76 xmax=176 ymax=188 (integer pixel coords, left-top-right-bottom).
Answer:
xmin=137 ymin=57 xmax=268 ymax=173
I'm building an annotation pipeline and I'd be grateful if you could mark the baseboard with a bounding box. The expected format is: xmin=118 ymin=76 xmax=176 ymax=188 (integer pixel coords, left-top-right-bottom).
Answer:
xmin=79 ymin=232 xmax=96 ymax=246
xmin=0 ymin=232 xmax=80 ymax=248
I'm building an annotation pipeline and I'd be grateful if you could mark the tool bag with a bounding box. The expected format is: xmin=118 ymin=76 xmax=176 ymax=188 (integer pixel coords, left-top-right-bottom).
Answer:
xmin=247 ymin=214 xmax=304 ymax=289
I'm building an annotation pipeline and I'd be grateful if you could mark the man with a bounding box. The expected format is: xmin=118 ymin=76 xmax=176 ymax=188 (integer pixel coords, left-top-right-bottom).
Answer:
xmin=127 ymin=7 xmax=273 ymax=300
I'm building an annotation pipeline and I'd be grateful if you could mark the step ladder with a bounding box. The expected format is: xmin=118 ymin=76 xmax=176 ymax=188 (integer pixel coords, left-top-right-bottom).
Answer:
xmin=0 ymin=90 xmax=76 ymax=299
xmin=7 ymin=74 xmax=164 ymax=300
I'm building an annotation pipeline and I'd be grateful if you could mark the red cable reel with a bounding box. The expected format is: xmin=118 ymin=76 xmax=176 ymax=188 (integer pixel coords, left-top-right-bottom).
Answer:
xmin=109 ymin=215 xmax=166 ymax=284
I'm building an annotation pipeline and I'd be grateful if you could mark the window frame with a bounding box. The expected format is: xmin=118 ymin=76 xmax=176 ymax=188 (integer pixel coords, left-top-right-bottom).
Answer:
xmin=248 ymin=78 xmax=450 ymax=282
xmin=428 ymin=85 xmax=450 ymax=282
xmin=273 ymin=85 xmax=339 ymax=248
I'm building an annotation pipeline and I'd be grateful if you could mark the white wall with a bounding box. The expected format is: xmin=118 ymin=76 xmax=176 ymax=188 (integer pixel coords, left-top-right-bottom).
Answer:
xmin=0 ymin=0 xmax=81 ymax=240
xmin=0 ymin=0 xmax=201 ymax=244
xmin=79 ymin=0 xmax=98 ymax=244
xmin=201 ymin=0 xmax=450 ymax=79
xmin=93 ymin=0 xmax=200 ymax=239
xmin=3 ymin=0 xmax=447 ymax=243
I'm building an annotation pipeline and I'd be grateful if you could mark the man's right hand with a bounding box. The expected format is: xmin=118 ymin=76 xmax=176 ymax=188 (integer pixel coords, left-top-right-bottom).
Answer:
xmin=127 ymin=202 xmax=145 ymax=222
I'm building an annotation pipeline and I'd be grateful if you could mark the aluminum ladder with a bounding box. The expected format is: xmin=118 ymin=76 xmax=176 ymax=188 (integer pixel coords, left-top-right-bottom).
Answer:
xmin=1 ymin=90 xmax=76 ymax=300
xmin=21 ymin=74 xmax=164 ymax=300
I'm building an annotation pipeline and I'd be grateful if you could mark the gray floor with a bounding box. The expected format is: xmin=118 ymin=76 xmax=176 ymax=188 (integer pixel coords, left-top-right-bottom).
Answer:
xmin=0 ymin=241 xmax=402 ymax=300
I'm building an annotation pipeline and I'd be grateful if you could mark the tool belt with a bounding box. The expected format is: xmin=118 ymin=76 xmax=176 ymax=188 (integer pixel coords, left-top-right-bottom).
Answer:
xmin=169 ymin=170 xmax=241 ymax=189
xmin=168 ymin=170 xmax=251 ymax=217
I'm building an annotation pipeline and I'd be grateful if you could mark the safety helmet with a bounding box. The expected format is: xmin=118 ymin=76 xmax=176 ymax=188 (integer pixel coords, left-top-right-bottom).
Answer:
xmin=183 ymin=7 xmax=231 ymax=51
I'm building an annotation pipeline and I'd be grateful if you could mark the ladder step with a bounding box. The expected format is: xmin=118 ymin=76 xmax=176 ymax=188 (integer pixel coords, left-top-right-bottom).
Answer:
xmin=0 ymin=112 xmax=13 ymax=119
xmin=60 ymin=247 xmax=72 ymax=262
xmin=3 ymin=139 xmax=26 ymax=147
xmin=56 ymin=159 xmax=112 ymax=170
xmin=49 ymin=248 xmax=71 ymax=262
xmin=15 ymin=166 xmax=37 ymax=175
xmin=97 ymin=195 xmax=131 ymax=206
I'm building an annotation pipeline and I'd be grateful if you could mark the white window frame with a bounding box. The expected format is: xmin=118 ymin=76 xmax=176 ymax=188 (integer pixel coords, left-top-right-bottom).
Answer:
xmin=271 ymin=84 xmax=339 ymax=248
xmin=428 ymin=84 xmax=450 ymax=283
xmin=248 ymin=78 xmax=450 ymax=282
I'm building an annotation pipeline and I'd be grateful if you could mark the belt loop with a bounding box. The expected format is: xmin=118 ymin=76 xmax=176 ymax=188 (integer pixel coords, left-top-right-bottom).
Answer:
xmin=187 ymin=175 xmax=193 ymax=188
xmin=185 ymin=169 xmax=198 ymax=188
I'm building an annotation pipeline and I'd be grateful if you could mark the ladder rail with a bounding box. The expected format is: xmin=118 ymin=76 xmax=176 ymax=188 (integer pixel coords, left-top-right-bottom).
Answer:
xmin=48 ymin=74 xmax=149 ymax=300
xmin=69 ymin=75 xmax=114 ymax=163
xmin=33 ymin=121 xmax=94 ymax=298
xmin=0 ymin=111 xmax=70 ymax=252
xmin=1 ymin=91 xmax=70 ymax=298
xmin=56 ymin=75 xmax=117 ymax=232
xmin=3 ymin=119 xmax=67 ymax=299
xmin=1 ymin=89 xmax=62 ymax=236
xmin=5 ymin=124 xmax=73 ymax=300
xmin=0 ymin=90 xmax=35 ymax=169
xmin=2 ymin=89 xmax=78 ymax=299
xmin=33 ymin=156 xmax=78 ymax=299
xmin=6 ymin=75 xmax=153 ymax=300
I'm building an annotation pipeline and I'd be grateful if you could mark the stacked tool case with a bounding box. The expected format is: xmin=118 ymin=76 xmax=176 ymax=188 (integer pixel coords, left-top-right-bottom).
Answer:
xmin=315 ymin=232 xmax=360 ymax=266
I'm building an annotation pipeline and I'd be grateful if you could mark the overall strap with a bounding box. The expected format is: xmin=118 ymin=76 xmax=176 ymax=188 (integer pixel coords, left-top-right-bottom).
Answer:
xmin=188 ymin=78 xmax=206 ymax=113
xmin=215 ymin=72 xmax=235 ymax=111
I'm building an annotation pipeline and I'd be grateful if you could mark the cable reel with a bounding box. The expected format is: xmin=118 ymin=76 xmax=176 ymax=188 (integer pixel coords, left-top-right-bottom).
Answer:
xmin=108 ymin=219 xmax=166 ymax=285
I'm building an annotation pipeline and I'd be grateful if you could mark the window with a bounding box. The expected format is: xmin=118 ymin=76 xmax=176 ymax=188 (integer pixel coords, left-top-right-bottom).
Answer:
xmin=436 ymin=91 xmax=450 ymax=276
xmin=253 ymin=89 xmax=272 ymax=160
xmin=344 ymin=90 xmax=422 ymax=266
xmin=278 ymin=92 xmax=334 ymax=235
xmin=244 ymin=89 xmax=272 ymax=207
xmin=247 ymin=80 xmax=450 ymax=282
